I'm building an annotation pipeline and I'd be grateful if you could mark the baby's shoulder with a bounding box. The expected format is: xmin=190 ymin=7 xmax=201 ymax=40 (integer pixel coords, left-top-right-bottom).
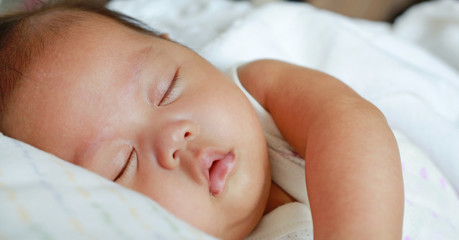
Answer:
xmin=237 ymin=59 xmax=286 ymax=81
xmin=236 ymin=59 xmax=288 ymax=106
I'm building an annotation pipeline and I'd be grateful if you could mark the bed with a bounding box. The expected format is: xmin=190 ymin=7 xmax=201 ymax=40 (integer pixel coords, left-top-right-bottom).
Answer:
xmin=1 ymin=0 xmax=458 ymax=239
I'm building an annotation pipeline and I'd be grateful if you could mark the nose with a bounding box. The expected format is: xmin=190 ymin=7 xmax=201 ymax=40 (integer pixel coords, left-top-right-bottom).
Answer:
xmin=155 ymin=119 xmax=199 ymax=170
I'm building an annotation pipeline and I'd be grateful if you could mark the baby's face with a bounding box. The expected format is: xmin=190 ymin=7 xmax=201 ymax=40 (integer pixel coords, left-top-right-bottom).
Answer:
xmin=4 ymin=14 xmax=270 ymax=238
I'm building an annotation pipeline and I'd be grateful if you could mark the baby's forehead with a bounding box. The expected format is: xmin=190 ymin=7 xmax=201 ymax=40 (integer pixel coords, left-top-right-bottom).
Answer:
xmin=35 ymin=6 xmax=156 ymax=42
xmin=38 ymin=10 xmax=123 ymax=35
xmin=27 ymin=9 xmax=157 ymax=65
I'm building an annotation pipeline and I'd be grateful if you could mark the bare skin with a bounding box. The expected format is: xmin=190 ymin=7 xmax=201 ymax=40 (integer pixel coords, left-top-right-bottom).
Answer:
xmin=2 ymin=13 xmax=270 ymax=239
xmin=1 ymin=11 xmax=404 ymax=240
xmin=239 ymin=60 xmax=404 ymax=239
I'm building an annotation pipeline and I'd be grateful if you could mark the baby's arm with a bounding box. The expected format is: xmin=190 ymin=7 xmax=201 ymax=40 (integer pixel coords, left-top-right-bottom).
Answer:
xmin=238 ymin=60 xmax=404 ymax=239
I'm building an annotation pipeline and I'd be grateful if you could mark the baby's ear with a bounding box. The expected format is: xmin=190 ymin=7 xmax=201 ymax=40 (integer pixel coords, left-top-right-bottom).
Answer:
xmin=159 ymin=33 xmax=170 ymax=40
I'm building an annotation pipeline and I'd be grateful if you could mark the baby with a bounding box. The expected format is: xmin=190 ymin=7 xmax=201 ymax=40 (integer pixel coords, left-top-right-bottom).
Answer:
xmin=0 ymin=1 xmax=404 ymax=239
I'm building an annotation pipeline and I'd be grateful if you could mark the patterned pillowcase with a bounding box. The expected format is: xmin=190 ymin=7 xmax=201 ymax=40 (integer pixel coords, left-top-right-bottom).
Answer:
xmin=0 ymin=134 xmax=215 ymax=240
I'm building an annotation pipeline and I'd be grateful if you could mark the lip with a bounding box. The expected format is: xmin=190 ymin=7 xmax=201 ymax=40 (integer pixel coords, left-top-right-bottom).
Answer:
xmin=200 ymin=149 xmax=236 ymax=196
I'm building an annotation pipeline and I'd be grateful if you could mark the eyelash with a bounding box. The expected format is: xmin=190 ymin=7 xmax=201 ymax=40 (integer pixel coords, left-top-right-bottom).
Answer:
xmin=158 ymin=69 xmax=181 ymax=106
xmin=114 ymin=149 xmax=137 ymax=182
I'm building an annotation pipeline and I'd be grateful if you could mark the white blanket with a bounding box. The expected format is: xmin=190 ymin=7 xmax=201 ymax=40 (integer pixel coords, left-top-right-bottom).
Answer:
xmin=1 ymin=1 xmax=458 ymax=240
xmin=197 ymin=1 xmax=459 ymax=196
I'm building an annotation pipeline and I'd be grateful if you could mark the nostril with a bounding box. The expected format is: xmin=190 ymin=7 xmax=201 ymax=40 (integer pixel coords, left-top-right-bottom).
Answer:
xmin=161 ymin=150 xmax=180 ymax=170
xmin=184 ymin=131 xmax=191 ymax=138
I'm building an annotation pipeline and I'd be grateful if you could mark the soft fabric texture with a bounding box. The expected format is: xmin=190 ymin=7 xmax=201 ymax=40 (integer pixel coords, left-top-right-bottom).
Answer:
xmin=227 ymin=64 xmax=459 ymax=240
xmin=393 ymin=0 xmax=459 ymax=72
xmin=197 ymin=1 xmax=459 ymax=195
xmin=1 ymin=0 xmax=458 ymax=239
xmin=0 ymin=132 xmax=215 ymax=240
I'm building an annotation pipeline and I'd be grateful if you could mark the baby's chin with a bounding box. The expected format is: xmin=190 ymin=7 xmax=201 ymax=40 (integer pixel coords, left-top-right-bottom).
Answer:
xmin=213 ymin=211 xmax=264 ymax=240
xmin=219 ymin=172 xmax=271 ymax=239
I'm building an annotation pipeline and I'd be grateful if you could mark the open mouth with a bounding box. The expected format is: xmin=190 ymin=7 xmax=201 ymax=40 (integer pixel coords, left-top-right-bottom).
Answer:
xmin=204 ymin=151 xmax=236 ymax=196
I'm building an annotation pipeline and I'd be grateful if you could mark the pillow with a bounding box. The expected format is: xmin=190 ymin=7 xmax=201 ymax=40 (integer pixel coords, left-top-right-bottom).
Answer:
xmin=0 ymin=133 xmax=215 ymax=240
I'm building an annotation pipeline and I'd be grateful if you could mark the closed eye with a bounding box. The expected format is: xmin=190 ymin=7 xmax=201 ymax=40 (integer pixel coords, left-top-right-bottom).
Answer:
xmin=159 ymin=68 xmax=181 ymax=106
xmin=114 ymin=149 xmax=137 ymax=182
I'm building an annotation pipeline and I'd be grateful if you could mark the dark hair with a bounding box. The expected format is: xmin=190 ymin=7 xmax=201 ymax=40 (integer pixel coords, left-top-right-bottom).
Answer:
xmin=0 ymin=0 xmax=158 ymax=127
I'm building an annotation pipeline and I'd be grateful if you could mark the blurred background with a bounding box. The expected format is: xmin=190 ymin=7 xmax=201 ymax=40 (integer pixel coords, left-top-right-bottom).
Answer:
xmin=0 ymin=0 xmax=432 ymax=22
xmin=250 ymin=0 xmax=431 ymax=22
